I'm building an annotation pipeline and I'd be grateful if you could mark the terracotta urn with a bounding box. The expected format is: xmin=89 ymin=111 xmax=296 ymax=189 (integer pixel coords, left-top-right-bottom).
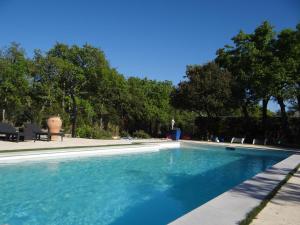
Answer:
xmin=47 ymin=116 xmax=62 ymax=141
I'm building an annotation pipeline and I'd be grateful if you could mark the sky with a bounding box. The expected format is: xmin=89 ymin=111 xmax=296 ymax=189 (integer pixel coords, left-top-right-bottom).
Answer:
xmin=0 ymin=0 xmax=299 ymax=111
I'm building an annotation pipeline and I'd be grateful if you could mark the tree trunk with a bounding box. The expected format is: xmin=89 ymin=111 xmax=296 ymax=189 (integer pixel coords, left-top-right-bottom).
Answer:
xmin=71 ymin=94 xmax=77 ymax=138
xmin=277 ymin=97 xmax=287 ymax=120
xmin=3 ymin=95 xmax=7 ymax=122
xmin=242 ymin=104 xmax=249 ymax=119
xmin=2 ymin=109 xmax=5 ymax=122
xmin=148 ymin=121 xmax=152 ymax=136
xmin=100 ymin=117 xmax=103 ymax=129
xmin=262 ymin=97 xmax=269 ymax=137
xmin=277 ymin=97 xmax=289 ymax=134
xmin=297 ymin=95 xmax=300 ymax=112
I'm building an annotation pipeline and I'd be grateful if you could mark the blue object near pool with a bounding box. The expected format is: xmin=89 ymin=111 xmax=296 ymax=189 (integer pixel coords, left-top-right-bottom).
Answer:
xmin=171 ymin=129 xmax=181 ymax=140
xmin=0 ymin=145 xmax=290 ymax=225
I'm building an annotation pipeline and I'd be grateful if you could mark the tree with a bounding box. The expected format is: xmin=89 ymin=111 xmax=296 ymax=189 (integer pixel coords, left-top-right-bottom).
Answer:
xmin=216 ymin=31 xmax=258 ymax=118
xmin=0 ymin=43 xmax=30 ymax=123
xmin=30 ymin=51 xmax=65 ymax=123
xmin=251 ymin=22 xmax=276 ymax=131
xmin=58 ymin=60 xmax=84 ymax=137
xmin=275 ymin=24 xmax=300 ymax=113
xmin=217 ymin=21 xmax=277 ymax=135
xmin=126 ymin=77 xmax=173 ymax=136
xmin=47 ymin=44 xmax=86 ymax=137
xmin=172 ymin=62 xmax=232 ymax=117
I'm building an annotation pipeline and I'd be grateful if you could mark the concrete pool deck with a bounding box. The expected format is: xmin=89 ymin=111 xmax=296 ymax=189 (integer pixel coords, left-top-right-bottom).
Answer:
xmin=0 ymin=137 xmax=171 ymax=152
xmin=0 ymin=138 xmax=298 ymax=153
xmin=0 ymin=139 xmax=180 ymax=163
xmin=251 ymin=167 xmax=300 ymax=225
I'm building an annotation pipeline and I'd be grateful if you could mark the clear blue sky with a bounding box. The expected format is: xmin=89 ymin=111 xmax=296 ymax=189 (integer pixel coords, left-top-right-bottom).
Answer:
xmin=0 ymin=0 xmax=299 ymax=111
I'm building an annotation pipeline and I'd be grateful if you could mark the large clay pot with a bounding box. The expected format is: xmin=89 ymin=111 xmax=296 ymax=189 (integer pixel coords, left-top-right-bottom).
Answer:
xmin=47 ymin=116 xmax=62 ymax=141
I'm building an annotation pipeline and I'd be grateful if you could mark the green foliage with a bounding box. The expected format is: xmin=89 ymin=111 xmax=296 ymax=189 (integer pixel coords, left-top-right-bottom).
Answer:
xmin=76 ymin=125 xmax=94 ymax=138
xmin=0 ymin=21 xmax=299 ymax=143
xmin=95 ymin=129 xmax=113 ymax=139
xmin=0 ymin=42 xmax=177 ymax=139
xmin=0 ymin=43 xmax=31 ymax=123
xmin=172 ymin=62 xmax=232 ymax=117
xmin=173 ymin=110 xmax=197 ymax=136
xmin=132 ymin=130 xmax=151 ymax=139
xmin=216 ymin=21 xmax=277 ymax=120
xmin=120 ymin=130 xmax=130 ymax=137
xmin=77 ymin=125 xmax=112 ymax=139
xmin=216 ymin=21 xmax=300 ymax=137
xmin=126 ymin=77 xmax=173 ymax=136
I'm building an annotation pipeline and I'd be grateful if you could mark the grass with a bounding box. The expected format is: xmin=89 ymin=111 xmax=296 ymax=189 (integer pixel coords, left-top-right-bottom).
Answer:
xmin=239 ymin=163 xmax=300 ymax=225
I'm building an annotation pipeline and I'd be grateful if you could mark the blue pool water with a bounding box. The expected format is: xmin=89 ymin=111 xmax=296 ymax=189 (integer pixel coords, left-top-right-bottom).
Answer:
xmin=0 ymin=145 xmax=290 ymax=225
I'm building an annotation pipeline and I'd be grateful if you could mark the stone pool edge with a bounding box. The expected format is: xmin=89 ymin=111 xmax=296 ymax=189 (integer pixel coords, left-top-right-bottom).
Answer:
xmin=0 ymin=142 xmax=180 ymax=163
xmin=169 ymin=151 xmax=300 ymax=225
xmin=181 ymin=140 xmax=300 ymax=153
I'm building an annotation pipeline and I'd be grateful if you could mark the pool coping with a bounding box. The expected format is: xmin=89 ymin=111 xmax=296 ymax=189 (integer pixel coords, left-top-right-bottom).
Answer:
xmin=0 ymin=143 xmax=139 ymax=154
xmin=0 ymin=142 xmax=180 ymax=163
xmin=180 ymin=140 xmax=300 ymax=153
xmin=0 ymin=138 xmax=171 ymax=153
xmin=169 ymin=143 xmax=300 ymax=225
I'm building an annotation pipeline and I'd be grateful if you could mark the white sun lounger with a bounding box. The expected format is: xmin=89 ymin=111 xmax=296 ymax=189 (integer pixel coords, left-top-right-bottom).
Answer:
xmin=231 ymin=137 xmax=245 ymax=144
xmin=252 ymin=138 xmax=268 ymax=145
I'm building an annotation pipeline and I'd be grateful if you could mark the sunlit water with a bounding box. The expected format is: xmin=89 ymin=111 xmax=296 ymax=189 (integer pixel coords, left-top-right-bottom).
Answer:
xmin=0 ymin=145 xmax=290 ymax=225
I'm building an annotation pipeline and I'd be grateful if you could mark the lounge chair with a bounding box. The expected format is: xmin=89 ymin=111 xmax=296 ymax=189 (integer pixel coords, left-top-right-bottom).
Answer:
xmin=24 ymin=123 xmax=64 ymax=141
xmin=40 ymin=130 xmax=64 ymax=142
xmin=231 ymin=137 xmax=245 ymax=144
xmin=23 ymin=123 xmax=47 ymax=141
xmin=0 ymin=122 xmax=24 ymax=142
xmin=252 ymin=138 xmax=267 ymax=145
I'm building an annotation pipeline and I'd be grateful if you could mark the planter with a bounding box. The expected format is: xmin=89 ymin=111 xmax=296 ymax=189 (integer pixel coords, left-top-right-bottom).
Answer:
xmin=47 ymin=116 xmax=62 ymax=141
xmin=171 ymin=129 xmax=181 ymax=141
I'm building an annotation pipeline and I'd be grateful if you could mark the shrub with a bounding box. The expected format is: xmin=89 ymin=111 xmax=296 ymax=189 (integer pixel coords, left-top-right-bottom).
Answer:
xmin=94 ymin=129 xmax=112 ymax=139
xmin=77 ymin=125 xmax=94 ymax=138
xmin=77 ymin=125 xmax=112 ymax=139
xmin=120 ymin=130 xmax=130 ymax=137
xmin=132 ymin=130 xmax=151 ymax=139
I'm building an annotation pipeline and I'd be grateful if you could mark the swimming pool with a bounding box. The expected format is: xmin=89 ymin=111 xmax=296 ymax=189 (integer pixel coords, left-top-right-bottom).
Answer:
xmin=0 ymin=144 xmax=290 ymax=225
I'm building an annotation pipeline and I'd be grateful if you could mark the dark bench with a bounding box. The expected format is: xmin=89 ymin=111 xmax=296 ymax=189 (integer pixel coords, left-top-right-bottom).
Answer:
xmin=24 ymin=123 xmax=64 ymax=141
xmin=0 ymin=122 xmax=24 ymax=142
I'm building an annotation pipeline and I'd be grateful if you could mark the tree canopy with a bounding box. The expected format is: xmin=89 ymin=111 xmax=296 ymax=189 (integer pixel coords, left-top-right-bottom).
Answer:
xmin=172 ymin=62 xmax=232 ymax=117
xmin=0 ymin=21 xmax=299 ymax=144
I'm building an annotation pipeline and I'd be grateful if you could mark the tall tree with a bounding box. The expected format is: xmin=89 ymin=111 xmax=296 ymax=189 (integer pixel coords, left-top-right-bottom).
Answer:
xmin=47 ymin=44 xmax=86 ymax=137
xmin=58 ymin=60 xmax=84 ymax=137
xmin=30 ymin=50 xmax=65 ymax=123
xmin=217 ymin=21 xmax=276 ymax=135
xmin=267 ymin=23 xmax=300 ymax=132
xmin=251 ymin=22 xmax=276 ymax=131
xmin=172 ymin=62 xmax=232 ymax=117
xmin=276 ymin=24 xmax=300 ymax=113
xmin=0 ymin=43 xmax=30 ymax=123
xmin=126 ymin=77 xmax=173 ymax=136
xmin=216 ymin=31 xmax=257 ymax=118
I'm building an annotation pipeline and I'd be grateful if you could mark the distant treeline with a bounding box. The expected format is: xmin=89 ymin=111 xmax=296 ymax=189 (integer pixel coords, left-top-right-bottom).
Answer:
xmin=0 ymin=42 xmax=196 ymax=138
xmin=0 ymin=21 xmax=299 ymax=144
xmin=173 ymin=21 xmax=300 ymax=145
